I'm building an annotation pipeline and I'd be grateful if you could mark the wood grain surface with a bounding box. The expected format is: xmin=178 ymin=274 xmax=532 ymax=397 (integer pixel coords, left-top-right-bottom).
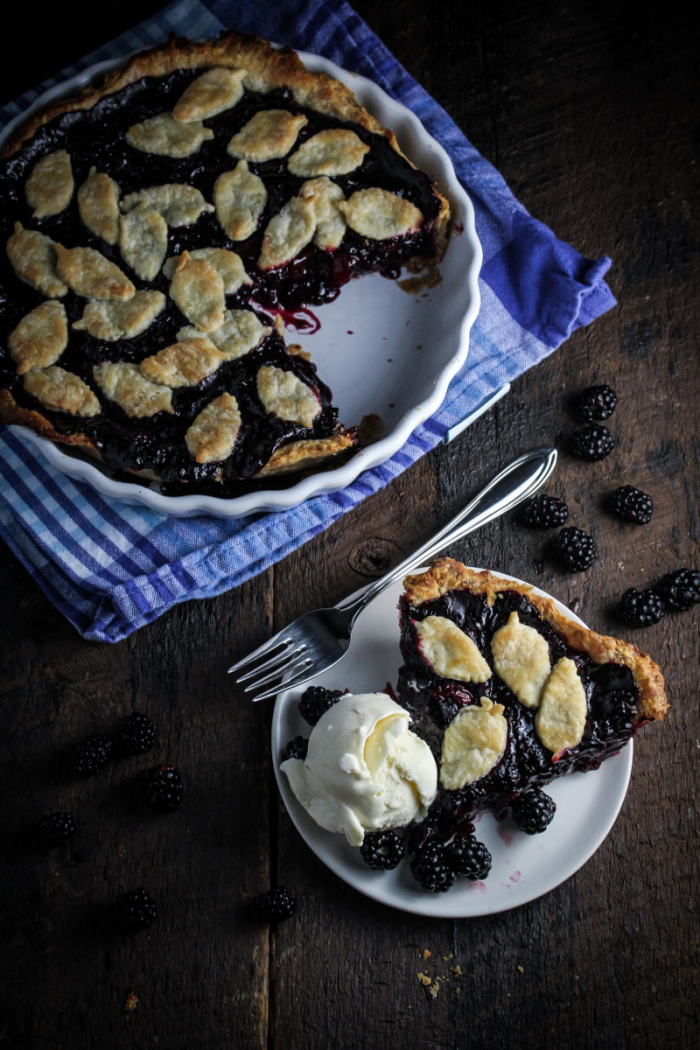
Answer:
xmin=0 ymin=2 xmax=698 ymax=1048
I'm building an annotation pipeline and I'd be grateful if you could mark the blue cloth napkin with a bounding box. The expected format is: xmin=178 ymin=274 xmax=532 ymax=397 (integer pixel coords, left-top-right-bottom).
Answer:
xmin=0 ymin=0 xmax=616 ymax=642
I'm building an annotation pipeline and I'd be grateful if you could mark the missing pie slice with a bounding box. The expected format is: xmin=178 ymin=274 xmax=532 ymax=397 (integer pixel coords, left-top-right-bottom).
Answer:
xmin=0 ymin=32 xmax=450 ymax=495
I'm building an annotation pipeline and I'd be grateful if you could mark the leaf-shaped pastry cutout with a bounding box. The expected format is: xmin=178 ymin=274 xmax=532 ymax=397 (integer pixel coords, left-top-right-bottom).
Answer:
xmin=163 ymin=248 xmax=251 ymax=294
xmin=169 ymin=252 xmax=226 ymax=333
xmin=23 ymin=366 xmax=100 ymax=417
xmin=121 ymin=184 xmax=214 ymax=227
xmin=77 ymin=168 xmax=120 ymax=245
xmin=227 ymin=110 xmax=307 ymax=162
xmin=214 ymin=161 xmax=267 ymax=241
xmin=414 ymin=615 xmax=492 ymax=683
xmin=6 ymin=223 xmax=67 ymax=299
xmin=299 ymin=177 xmax=347 ymax=251
xmin=119 ymin=203 xmax=168 ymax=282
xmin=535 ymin=658 xmax=587 ymax=754
xmin=55 ymin=244 xmax=134 ymax=301
xmin=25 ymin=150 xmax=74 ymax=219
xmin=73 ymin=291 xmax=166 ymax=341
xmin=177 ymin=308 xmax=270 ymax=360
xmin=491 ymin=611 xmax=551 ymax=708
xmin=288 ymin=129 xmax=370 ymax=178
xmin=440 ymin=698 xmax=508 ymax=790
xmin=173 ymin=67 xmax=247 ymax=122
xmin=256 ymin=365 xmax=321 ymax=427
xmin=93 ymin=362 xmax=173 ymax=418
xmin=257 ymin=196 xmax=316 ymax=271
xmin=185 ymin=392 xmax=242 ymax=463
xmin=9 ymin=301 xmax=68 ymax=374
xmin=140 ymin=338 xmax=226 ymax=388
xmin=338 ymin=188 xmax=423 ymax=240
xmin=125 ymin=112 xmax=214 ymax=157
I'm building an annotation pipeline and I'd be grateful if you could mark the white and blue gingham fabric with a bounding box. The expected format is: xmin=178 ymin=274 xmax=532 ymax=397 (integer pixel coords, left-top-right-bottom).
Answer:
xmin=0 ymin=0 xmax=616 ymax=642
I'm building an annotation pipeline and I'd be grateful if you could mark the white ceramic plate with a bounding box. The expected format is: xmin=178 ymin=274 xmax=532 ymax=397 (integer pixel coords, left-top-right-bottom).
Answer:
xmin=272 ymin=569 xmax=633 ymax=917
xmin=2 ymin=50 xmax=482 ymax=518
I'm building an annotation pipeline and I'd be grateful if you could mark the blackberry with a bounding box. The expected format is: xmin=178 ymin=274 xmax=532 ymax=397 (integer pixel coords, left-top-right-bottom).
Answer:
xmin=38 ymin=812 xmax=76 ymax=847
xmin=607 ymin=486 xmax=653 ymax=525
xmin=140 ymin=764 xmax=184 ymax=812
xmin=617 ymin=588 xmax=665 ymax=628
xmin=521 ymin=494 xmax=569 ymax=529
xmin=409 ymin=840 xmax=457 ymax=893
xmin=555 ymin=527 xmax=597 ymax=572
xmin=112 ymin=888 xmax=157 ymax=932
xmin=298 ymin=686 xmax=343 ymax=726
xmin=360 ymin=830 xmax=405 ymax=871
xmin=280 ymin=736 xmax=308 ymax=762
xmin=430 ymin=683 xmax=475 ymax=729
xmin=71 ymin=735 xmax=113 ymax=778
xmin=511 ymin=789 xmax=556 ymax=834
xmin=447 ymin=835 xmax=492 ymax=880
xmin=657 ymin=570 xmax=700 ymax=612
xmin=575 ymin=384 xmax=618 ymax=422
xmin=117 ymin=713 xmax=156 ymax=756
xmin=259 ymin=886 xmax=296 ymax=922
xmin=571 ymin=424 xmax=615 ymax=461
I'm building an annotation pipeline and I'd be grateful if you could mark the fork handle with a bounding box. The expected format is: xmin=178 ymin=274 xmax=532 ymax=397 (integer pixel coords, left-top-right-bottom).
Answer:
xmin=337 ymin=446 xmax=557 ymax=620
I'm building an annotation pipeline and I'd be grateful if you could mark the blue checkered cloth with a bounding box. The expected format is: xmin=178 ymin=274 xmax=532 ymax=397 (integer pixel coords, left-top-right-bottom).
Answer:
xmin=0 ymin=0 xmax=616 ymax=642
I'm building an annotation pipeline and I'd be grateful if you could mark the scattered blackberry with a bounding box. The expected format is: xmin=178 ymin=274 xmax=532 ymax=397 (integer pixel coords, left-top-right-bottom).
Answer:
xmin=38 ymin=812 xmax=76 ymax=847
xmin=259 ymin=886 xmax=296 ymax=922
xmin=617 ymin=588 xmax=665 ymax=628
xmin=522 ymin=494 xmax=569 ymax=529
xmin=298 ymin=686 xmax=343 ymax=726
xmin=280 ymin=736 xmax=308 ymax=762
xmin=575 ymin=384 xmax=618 ymax=422
xmin=447 ymin=835 xmax=492 ymax=880
xmin=607 ymin=486 xmax=654 ymax=525
xmin=511 ymin=789 xmax=556 ymax=834
xmin=555 ymin=527 xmax=597 ymax=572
xmin=430 ymin=683 xmax=475 ymax=729
xmin=117 ymin=713 xmax=156 ymax=756
xmin=112 ymin=888 xmax=157 ymax=932
xmin=139 ymin=764 xmax=184 ymax=812
xmin=71 ymin=735 xmax=113 ymax=778
xmin=410 ymin=840 xmax=457 ymax=893
xmin=657 ymin=570 xmax=700 ymax=612
xmin=571 ymin=423 xmax=615 ymax=461
xmin=360 ymin=830 xmax=405 ymax=871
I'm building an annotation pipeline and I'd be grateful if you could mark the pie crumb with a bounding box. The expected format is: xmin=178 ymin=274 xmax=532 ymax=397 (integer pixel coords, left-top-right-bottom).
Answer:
xmin=417 ymin=973 xmax=431 ymax=987
xmin=123 ymin=993 xmax=138 ymax=1012
xmin=421 ymin=949 xmax=431 ymax=961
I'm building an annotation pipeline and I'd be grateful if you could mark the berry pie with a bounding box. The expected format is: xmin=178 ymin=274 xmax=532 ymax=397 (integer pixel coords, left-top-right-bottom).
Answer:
xmin=0 ymin=32 xmax=450 ymax=495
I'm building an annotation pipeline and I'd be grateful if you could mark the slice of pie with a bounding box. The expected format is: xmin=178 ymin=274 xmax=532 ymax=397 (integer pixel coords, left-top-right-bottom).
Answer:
xmin=0 ymin=32 xmax=450 ymax=495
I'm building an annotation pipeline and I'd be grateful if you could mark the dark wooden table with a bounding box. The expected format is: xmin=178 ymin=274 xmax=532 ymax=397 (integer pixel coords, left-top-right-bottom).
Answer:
xmin=1 ymin=3 xmax=698 ymax=1047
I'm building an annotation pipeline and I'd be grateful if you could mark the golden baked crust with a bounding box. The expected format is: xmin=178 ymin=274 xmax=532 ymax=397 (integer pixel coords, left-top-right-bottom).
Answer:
xmin=403 ymin=557 xmax=668 ymax=724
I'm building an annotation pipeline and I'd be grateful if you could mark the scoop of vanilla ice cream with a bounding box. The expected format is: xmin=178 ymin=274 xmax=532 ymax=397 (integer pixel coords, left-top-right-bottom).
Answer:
xmin=280 ymin=693 xmax=437 ymax=846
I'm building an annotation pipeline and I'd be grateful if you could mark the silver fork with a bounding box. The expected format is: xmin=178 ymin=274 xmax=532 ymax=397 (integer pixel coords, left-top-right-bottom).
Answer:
xmin=228 ymin=446 xmax=557 ymax=700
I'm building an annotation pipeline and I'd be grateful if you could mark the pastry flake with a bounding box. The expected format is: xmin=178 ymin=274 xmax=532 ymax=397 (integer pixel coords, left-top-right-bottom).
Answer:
xmin=163 ymin=248 xmax=251 ymax=294
xmin=119 ymin=203 xmax=168 ymax=282
xmin=169 ymin=252 xmax=226 ymax=333
xmin=173 ymin=67 xmax=247 ymax=122
xmin=415 ymin=615 xmax=492 ymax=684
xmin=535 ymin=658 xmax=588 ymax=755
xmin=440 ymin=698 xmax=508 ymax=790
xmin=9 ymin=301 xmax=68 ymax=375
xmin=288 ymin=129 xmax=370 ymax=178
xmin=227 ymin=110 xmax=308 ymax=162
xmin=77 ymin=168 xmax=121 ymax=245
xmin=339 ymin=188 xmax=423 ymax=240
xmin=185 ymin=392 xmax=242 ymax=463
xmin=55 ymin=244 xmax=135 ymax=301
xmin=214 ymin=161 xmax=267 ymax=241
xmin=125 ymin=112 xmax=214 ymax=157
xmin=121 ymin=184 xmax=214 ymax=227
xmin=72 ymin=291 xmax=166 ymax=341
xmin=6 ymin=223 xmax=67 ymax=299
xmin=299 ymin=177 xmax=347 ymax=251
xmin=25 ymin=150 xmax=74 ymax=219
xmin=93 ymin=361 xmax=174 ymax=418
xmin=23 ymin=366 xmax=100 ymax=417
xmin=491 ymin=611 xmax=552 ymax=709
xmin=140 ymin=338 xmax=226 ymax=388
xmin=256 ymin=365 xmax=321 ymax=427
xmin=178 ymin=308 xmax=270 ymax=360
xmin=257 ymin=196 xmax=316 ymax=271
